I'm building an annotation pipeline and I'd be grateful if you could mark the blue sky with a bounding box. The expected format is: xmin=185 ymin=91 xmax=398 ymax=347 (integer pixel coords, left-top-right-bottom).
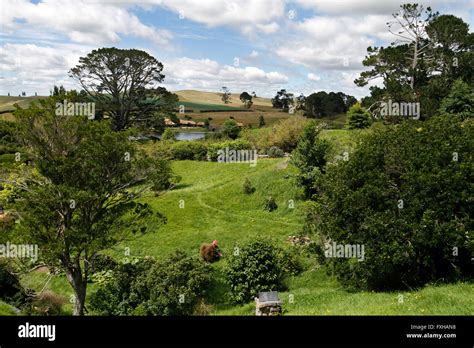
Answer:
xmin=0 ymin=0 xmax=472 ymax=98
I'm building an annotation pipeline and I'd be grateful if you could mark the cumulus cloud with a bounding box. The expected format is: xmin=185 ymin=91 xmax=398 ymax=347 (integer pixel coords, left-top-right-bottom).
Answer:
xmin=0 ymin=0 xmax=173 ymax=46
xmin=153 ymin=0 xmax=285 ymax=34
xmin=292 ymin=0 xmax=448 ymax=15
xmin=162 ymin=57 xmax=288 ymax=95
xmin=307 ymin=73 xmax=320 ymax=81
xmin=0 ymin=43 xmax=91 ymax=95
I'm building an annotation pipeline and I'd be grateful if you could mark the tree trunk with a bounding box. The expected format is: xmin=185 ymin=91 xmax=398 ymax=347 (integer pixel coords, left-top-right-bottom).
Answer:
xmin=64 ymin=266 xmax=87 ymax=316
xmin=410 ymin=40 xmax=419 ymax=90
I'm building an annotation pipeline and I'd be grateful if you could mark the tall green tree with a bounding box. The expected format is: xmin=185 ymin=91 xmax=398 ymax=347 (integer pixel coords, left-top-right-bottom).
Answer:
xmin=221 ymin=87 xmax=231 ymax=104
xmin=3 ymin=95 xmax=167 ymax=315
xmin=346 ymin=103 xmax=371 ymax=129
xmin=291 ymin=121 xmax=330 ymax=198
xmin=271 ymin=89 xmax=294 ymax=111
xmin=239 ymin=92 xmax=253 ymax=108
xmin=70 ymin=47 xmax=177 ymax=132
xmin=356 ymin=5 xmax=472 ymax=119
xmin=440 ymin=79 xmax=474 ymax=118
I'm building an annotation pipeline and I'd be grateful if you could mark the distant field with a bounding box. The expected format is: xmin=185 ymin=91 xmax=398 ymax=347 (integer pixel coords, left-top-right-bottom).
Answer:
xmin=175 ymin=101 xmax=245 ymax=112
xmin=0 ymin=96 xmax=45 ymax=112
xmin=174 ymin=90 xmax=272 ymax=107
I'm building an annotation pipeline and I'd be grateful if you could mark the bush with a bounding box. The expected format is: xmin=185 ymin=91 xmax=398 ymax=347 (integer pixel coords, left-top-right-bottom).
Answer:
xmin=242 ymin=178 xmax=255 ymax=194
xmin=90 ymin=252 xmax=211 ymax=316
xmin=0 ymin=261 xmax=30 ymax=308
xmin=135 ymin=251 xmax=211 ymax=315
xmin=291 ymin=121 xmax=330 ymax=198
xmin=221 ymin=119 xmax=240 ymax=139
xmin=308 ymin=114 xmax=474 ymax=290
xmin=26 ymin=291 xmax=67 ymax=316
xmin=263 ymin=196 xmax=278 ymax=212
xmin=161 ymin=128 xmax=176 ymax=141
xmin=90 ymin=254 xmax=118 ymax=274
xmin=207 ymin=139 xmax=252 ymax=161
xmin=270 ymin=116 xmax=309 ymax=152
xmin=346 ymin=103 xmax=371 ymax=129
xmin=171 ymin=141 xmax=208 ymax=161
xmin=225 ymin=238 xmax=299 ymax=304
xmin=267 ymin=146 xmax=284 ymax=158
xmin=439 ymin=79 xmax=474 ymax=119
xmin=148 ymin=158 xmax=180 ymax=192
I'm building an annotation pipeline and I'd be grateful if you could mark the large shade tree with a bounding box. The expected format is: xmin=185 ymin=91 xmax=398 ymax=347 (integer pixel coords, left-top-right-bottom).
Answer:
xmin=70 ymin=47 xmax=177 ymax=132
xmin=356 ymin=4 xmax=473 ymax=119
xmin=2 ymin=94 xmax=167 ymax=315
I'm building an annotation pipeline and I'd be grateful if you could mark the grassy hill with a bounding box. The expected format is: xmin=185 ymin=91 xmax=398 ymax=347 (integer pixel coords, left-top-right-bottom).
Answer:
xmin=174 ymin=90 xmax=272 ymax=107
xmin=0 ymin=96 xmax=45 ymax=112
xmin=0 ymin=91 xmax=288 ymax=126
xmin=17 ymin=136 xmax=474 ymax=315
xmin=173 ymin=90 xmax=289 ymax=127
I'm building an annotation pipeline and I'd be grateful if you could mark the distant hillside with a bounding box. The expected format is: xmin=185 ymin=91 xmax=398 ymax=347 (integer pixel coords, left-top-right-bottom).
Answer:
xmin=0 ymin=96 xmax=47 ymax=113
xmin=174 ymin=90 xmax=272 ymax=107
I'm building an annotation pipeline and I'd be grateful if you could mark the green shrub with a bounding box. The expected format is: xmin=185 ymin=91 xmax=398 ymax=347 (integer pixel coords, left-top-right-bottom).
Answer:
xmin=242 ymin=178 xmax=255 ymax=194
xmin=90 ymin=252 xmax=211 ymax=316
xmin=225 ymin=239 xmax=299 ymax=304
xmin=346 ymin=103 xmax=371 ymax=129
xmin=439 ymin=79 xmax=474 ymax=119
xmin=161 ymin=128 xmax=176 ymax=141
xmin=263 ymin=196 xmax=278 ymax=212
xmin=267 ymin=146 xmax=285 ymax=158
xmin=0 ymin=261 xmax=30 ymax=308
xmin=207 ymin=139 xmax=252 ymax=161
xmin=134 ymin=251 xmax=211 ymax=315
xmin=308 ymin=114 xmax=474 ymax=290
xmin=170 ymin=141 xmax=208 ymax=160
xmin=221 ymin=119 xmax=240 ymax=139
xmin=148 ymin=158 xmax=180 ymax=192
xmin=291 ymin=121 xmax=330 ymax=198
xmin=90 ymin=254 xmax=118 ymax=274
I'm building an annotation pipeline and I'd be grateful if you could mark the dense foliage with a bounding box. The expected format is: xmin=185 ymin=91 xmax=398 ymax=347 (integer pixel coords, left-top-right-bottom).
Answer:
xmin=291 ymin=121 xmax=330 ymax=198
xmin=307 ymin=115 xmax=473 ymax=290
xmin=90 ymin=252 xmax=211 ymax=315
xmin=305 ymin=91 xmax=357 ymax=118
xmin=225 ymin=239 xmax=300 ymax=304
xmin=346 ymin=103 xmax=372 ymax=129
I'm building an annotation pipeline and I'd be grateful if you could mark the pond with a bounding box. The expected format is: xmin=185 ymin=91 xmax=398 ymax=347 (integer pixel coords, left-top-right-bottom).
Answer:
xmin=174 ymin=132 xmax=207 ymax=141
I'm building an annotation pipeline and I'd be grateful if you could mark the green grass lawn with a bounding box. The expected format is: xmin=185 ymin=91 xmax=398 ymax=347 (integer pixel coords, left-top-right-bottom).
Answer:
xmin=176 ymin=101 xmax=245 ymax=112
xmin=17 ymin=152 xmax=474 ymax=316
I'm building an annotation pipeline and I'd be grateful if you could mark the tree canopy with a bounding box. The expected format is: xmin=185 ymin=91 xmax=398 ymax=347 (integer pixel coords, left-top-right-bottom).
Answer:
xmin=70 ymin=47 xmax=177 ymax=131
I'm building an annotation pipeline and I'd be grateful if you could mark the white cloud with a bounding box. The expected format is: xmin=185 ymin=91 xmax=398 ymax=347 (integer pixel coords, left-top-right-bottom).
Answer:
xmin=154 ymin=0 xmax=285 ymax=34
xmin=0 ymin=43 xmax=91 ymax=95
xmin=292 ymin=0 xmax=448 ymax=15
xmin=249 ymin=50 xmax=259 ymax=58
xmin=0 ymin=0 xmax=173 ymax=46
xmin=307 ymin=73 xmax=320 ymax=81
xmin=162 ymin=57 xmax=288 ymax=95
